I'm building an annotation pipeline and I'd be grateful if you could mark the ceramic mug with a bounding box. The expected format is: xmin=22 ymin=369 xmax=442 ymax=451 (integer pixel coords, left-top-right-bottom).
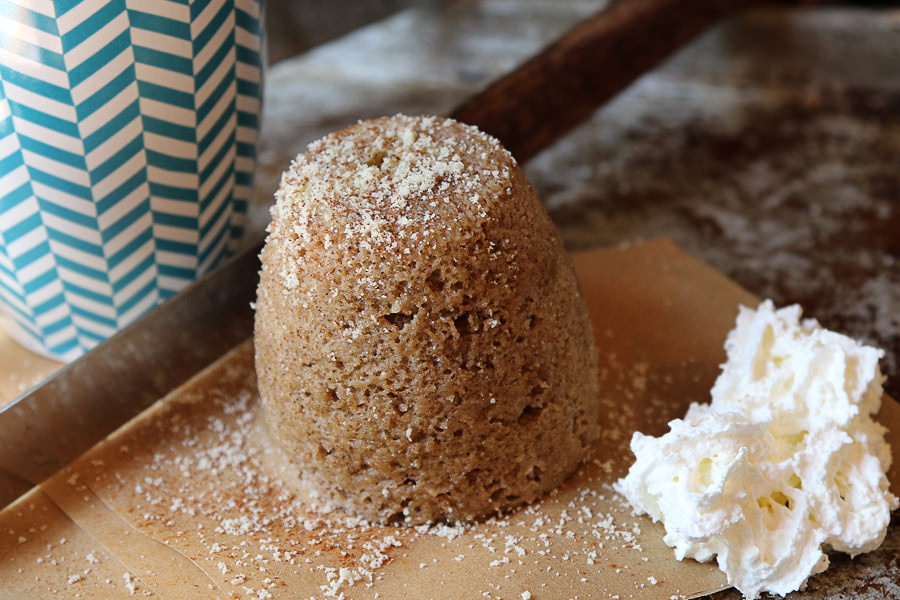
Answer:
xmin=0 ymin=0 xmax=264 ymax=360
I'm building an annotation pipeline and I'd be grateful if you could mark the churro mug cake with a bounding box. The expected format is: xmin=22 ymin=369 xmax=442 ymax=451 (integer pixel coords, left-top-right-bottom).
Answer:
xmin=254 ymin=115 xmax=600 ymax=524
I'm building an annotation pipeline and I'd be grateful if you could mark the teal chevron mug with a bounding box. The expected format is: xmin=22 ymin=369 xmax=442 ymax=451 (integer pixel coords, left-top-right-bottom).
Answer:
xmin=0 ymin=0 xmax=264 ymax=360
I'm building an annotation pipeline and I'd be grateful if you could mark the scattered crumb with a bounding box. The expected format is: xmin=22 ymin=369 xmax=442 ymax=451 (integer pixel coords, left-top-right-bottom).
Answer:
xmin=123 ymin=572 xmax=136 ymax=595
xmin=13 ymin=334 xmax=707 ymax=599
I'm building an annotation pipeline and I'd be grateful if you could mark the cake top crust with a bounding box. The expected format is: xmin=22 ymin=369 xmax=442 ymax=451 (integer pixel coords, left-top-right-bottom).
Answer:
xmin=266 ymin=115 xmax=518 ymax=292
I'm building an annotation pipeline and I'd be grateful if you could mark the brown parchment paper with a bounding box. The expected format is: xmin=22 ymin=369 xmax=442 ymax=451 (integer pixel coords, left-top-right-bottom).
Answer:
xmin=2 ymin=239 xmax=898 ymax=600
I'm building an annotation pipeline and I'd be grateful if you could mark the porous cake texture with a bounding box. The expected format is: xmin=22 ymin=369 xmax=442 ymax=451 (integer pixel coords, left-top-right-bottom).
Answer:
xmin=254 ymin=115 xmax=600 ymax=524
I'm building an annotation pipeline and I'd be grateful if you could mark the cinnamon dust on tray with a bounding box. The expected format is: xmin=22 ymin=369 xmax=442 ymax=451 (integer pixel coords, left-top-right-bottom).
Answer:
xmin=4 ymin=242 xmax=897 ymax=600
xmin=62 ymin=340 xmax=680 ymax=600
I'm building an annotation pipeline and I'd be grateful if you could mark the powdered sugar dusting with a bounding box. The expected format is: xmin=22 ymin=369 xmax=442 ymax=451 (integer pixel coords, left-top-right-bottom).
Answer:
xmin=267 ymin=114 xmax=513 ymax=299
xmin=0 ymin=340 xmax=712 ymax=599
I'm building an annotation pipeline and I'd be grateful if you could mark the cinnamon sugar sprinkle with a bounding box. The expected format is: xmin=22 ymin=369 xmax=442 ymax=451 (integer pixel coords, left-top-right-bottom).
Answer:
xmin=3 ymin=344 xmax=696 ymax=599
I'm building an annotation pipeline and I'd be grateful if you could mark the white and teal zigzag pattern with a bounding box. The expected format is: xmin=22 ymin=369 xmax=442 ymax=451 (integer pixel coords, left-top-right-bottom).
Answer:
xmin=0 ymin=0 xmax=262 ymax=359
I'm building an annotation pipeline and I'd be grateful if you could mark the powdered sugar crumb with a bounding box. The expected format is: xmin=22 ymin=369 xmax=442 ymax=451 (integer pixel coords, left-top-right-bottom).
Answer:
xmin=123 ymin=572 xmax=137 ymax=595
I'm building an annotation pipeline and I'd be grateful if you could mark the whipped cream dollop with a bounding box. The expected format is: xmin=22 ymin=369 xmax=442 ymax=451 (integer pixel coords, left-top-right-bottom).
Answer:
xmin=615 ymin=300 xmax=898 ymax=599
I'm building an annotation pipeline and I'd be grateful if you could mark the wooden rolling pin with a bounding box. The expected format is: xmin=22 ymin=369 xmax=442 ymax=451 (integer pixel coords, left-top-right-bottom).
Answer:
xmin=452 ymin=0 xmax=754 ymax=163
